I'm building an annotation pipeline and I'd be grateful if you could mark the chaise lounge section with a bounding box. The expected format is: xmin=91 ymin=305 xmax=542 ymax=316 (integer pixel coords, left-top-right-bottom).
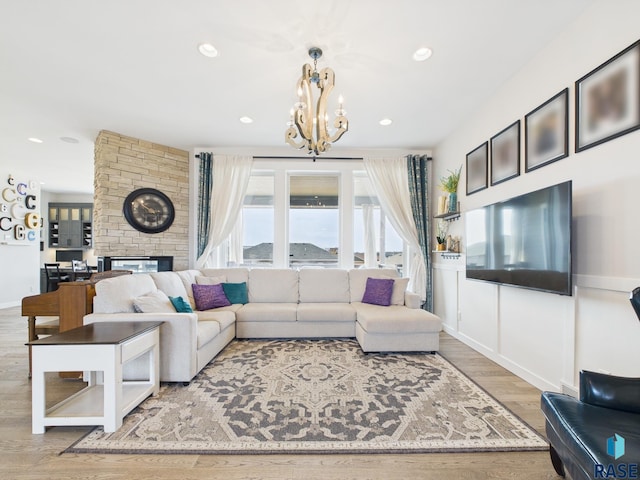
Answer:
xmin=84 ymin=267 xmax=442 ymax=382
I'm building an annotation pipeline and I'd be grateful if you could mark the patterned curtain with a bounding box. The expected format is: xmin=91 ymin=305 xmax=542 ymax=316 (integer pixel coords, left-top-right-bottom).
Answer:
xmin=197 ymin=152 xmax=213 ymax=258
xmin=407 ymin=154 xmax=433 ymax=312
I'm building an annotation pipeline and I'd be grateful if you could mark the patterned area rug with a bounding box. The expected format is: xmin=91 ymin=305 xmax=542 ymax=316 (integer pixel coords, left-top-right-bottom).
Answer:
xmin=66 ymin=339 xmax=547 ymax=454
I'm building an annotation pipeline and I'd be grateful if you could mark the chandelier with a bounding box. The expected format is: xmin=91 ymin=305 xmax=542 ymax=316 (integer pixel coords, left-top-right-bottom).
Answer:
xmin=285 ymin=47 xmax=348 ymax=155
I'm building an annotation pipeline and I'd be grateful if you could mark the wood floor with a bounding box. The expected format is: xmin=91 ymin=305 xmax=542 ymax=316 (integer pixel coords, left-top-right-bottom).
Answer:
xmin=0 ymin=306 xmax=561 ymax=480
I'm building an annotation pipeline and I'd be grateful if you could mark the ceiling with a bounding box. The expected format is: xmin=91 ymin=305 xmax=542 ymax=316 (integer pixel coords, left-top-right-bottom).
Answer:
xmin=1 ymin=0 xmax=595 ymax=194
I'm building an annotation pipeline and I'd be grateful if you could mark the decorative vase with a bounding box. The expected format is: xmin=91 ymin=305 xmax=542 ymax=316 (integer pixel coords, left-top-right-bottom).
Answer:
xmin=448 ymin=192 xmax=457 ymax=212
xmin=436 ymin=243 xmax=446 ymax=251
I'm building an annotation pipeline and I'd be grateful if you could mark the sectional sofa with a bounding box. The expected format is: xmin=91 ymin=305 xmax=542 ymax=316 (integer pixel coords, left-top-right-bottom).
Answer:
xmin=83 ymin=267 xmax=442 ymax=383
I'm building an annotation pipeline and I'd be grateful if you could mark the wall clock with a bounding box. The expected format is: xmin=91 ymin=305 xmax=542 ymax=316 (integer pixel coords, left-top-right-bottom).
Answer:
xmin=123 ymin=188 xmax=175 ymax=234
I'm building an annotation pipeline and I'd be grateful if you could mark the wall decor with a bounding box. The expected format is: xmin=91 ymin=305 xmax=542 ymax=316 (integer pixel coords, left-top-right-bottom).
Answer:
xmin=466 ymin=142 xmax=488 ymax=195
xmin=0 ymin=173 xmax=40 ymax=245
xmin=575 ymin=39 xmax=640 ymax=152
xmin=525 ymin=88 xmax=569 ymax=172
xmin=490 ymin=120 xmax=520 ymax=186
xmin=123 ymin=188 xmax=175 ymax=234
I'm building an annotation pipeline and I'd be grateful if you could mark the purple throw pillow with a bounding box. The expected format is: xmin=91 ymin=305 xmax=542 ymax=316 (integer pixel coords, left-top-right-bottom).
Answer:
xmin=192 ymin=283 xmax=231 ymax=310
xmin=361 ymin=277 xmax=395 ymax=306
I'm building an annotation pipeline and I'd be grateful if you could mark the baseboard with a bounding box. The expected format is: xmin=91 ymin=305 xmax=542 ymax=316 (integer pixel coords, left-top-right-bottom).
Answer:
xmin=443 ymin=327 xmax=560 ymax=393
xmin=0 ymin=301 xmax=19 ymax=309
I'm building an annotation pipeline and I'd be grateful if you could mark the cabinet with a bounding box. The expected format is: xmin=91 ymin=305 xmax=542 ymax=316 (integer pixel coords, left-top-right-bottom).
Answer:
xmin=49 ymin=203 xmax=93 ymax=248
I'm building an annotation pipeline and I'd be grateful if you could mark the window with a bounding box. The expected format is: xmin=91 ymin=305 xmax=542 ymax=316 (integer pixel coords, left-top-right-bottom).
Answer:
xmin=289 ymin=175 xmax=339 ymax=267
xmin=241 ymin=173 xmax=274 ymax=266
xmin=223 ymin=160 xmax=406 ymax=271
xmin=353 ymin=173 xmax=405 ymax=274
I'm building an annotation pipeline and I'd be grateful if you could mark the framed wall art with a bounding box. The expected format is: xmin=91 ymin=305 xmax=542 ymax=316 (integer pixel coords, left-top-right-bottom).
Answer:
xmin=575 ymin=40 xmax=640 ymax=152
xmin=525 ymin=88 xmax=568 ymax=172
xmin=466 ymin=142 xmax=488 ymax=195
xmin=490 ymin=120 xmax=520 ymax=186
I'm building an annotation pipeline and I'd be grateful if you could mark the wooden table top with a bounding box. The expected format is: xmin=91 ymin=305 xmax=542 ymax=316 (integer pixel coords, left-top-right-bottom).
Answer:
xmin=28 ymin=321 xmax=163 ymax=346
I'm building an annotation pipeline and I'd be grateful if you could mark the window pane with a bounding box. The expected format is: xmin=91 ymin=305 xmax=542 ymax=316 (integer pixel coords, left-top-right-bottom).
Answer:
xmin=353 ymin=173 xmax=405 ymax=274
xmin=242 ymin=174 xmax=274 ymax=266
xmin=289 ymin=175 xmax=339 ymax=267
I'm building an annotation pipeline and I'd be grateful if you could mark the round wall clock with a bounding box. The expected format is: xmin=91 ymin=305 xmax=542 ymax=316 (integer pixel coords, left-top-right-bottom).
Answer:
xmin=123 ymin=188 xmax=175 ymax=234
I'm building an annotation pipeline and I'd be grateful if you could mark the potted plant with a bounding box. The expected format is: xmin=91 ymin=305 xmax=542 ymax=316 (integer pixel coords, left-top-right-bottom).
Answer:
xmin=440 ymin=165 xmax=462 ymax=213
xmin=436 ymin=220 xmax=448 ymax=251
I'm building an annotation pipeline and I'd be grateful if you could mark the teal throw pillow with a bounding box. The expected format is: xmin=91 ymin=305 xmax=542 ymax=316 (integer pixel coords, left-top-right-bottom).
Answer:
xmin=169 ymin=296 xmax=194 ymax=313
xmin=222 ymin=282 xmax=248 ymax=304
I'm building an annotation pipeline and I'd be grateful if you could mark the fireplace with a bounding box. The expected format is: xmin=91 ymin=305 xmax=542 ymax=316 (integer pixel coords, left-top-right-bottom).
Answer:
xmin=97 ymin=256 xmax=173 ymax=273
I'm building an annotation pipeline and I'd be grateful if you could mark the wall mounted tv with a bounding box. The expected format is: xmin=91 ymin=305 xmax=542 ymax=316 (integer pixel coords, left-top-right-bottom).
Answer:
xmin=465 ymin=180 xmax=572 ymax=296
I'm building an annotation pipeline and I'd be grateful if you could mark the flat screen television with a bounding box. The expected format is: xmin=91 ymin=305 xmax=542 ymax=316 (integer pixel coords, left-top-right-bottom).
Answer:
xmin=465 ymin=180 xmax=572 ymax=296
xmin=55 ymin=249 xmax=84 ymax=263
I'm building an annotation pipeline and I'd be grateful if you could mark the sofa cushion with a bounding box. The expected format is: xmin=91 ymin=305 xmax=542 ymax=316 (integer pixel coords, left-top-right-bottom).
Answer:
xmin=132 ymin=290 xmax=175 ymax=313
xmin=149 ymin=271 xmax=190 ymax=301
xmin=349 ymin=268 xmax=398 ymax=303
xmin=362 ymin=277 xmax=395 ymax=306
xmin=297 ymin=303 xmax=356 ymax=322
xmin=222 ymin=282 xmax=248 ymax=304
xmin=197 ymin=320 xmax=221 ymax=349
xmin=196 ymin=275 xmax=225 ymax=285
xmin=236 ymin=303 xmax=298 ymax=322
xmin=298 ymin=268 xmax=350 ymax=303
xmin=175 ymin=270 xmax=203 ymax=308
xmin=354 ymin=303 xmax=442 ymax=334
xmin=93 ymin=274 xmax=157 ymax=313
xmin=193 ymin=283 xmax=231 ymax=310
xmin=391 ymin=278 xmax=410 ymax=306
xmin=248 ymin=269 xmax=299 ymax=303
xmin=196 ymin=310 xmax=236 ymax=331
xmin=201 ymin=267 xmax=249 ymax=284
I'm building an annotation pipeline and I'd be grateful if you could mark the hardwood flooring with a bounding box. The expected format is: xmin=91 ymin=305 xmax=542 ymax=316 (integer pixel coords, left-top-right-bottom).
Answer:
xmin=0 ymin=306 xmax=561 ymax=480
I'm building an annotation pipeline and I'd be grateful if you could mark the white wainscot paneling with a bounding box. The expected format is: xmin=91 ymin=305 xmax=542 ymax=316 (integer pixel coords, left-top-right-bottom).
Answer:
xmin=433 ymin=266 xmax=459 ymax=332
xmin=458 ymin=279 xmax=498 ymax=353
xmin=499 ymin=287 xmax=572 ymax=391
xmin=575 ymin=287 xmax=640 ymax=383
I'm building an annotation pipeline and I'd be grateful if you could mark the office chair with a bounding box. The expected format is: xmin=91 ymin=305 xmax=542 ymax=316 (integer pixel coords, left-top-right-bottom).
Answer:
xmin=44 ymin=263 xmax=70 ymax=292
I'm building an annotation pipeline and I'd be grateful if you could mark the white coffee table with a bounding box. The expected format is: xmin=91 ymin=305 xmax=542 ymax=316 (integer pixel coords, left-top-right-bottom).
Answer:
xmin=30 ymin=321 xmax=162 ymax=434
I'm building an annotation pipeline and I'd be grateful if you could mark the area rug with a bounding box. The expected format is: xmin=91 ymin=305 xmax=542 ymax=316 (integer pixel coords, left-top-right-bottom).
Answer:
xmin=66 ymin=338 xmax=547 ymax=454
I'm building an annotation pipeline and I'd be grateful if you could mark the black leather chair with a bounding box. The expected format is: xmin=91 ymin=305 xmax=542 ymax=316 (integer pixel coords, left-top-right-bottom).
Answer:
xmin=541 ymin=288 xmax=640 ymax=478
xmin=541 ymin=371 xmax=640 ymax=478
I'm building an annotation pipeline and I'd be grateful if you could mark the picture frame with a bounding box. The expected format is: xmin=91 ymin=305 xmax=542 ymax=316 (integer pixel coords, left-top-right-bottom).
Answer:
xmin=575 ymin=40 xmax=640 ymax=152
xmin=466 ymin=142 xmax=488 ymax=195
xmin=525 ymin=89 xmax=568 ymax=172
xmin=490 ymin=120 xmax=520 ymax=186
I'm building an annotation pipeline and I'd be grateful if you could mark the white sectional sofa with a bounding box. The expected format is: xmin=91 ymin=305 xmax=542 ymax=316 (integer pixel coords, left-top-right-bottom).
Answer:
xmin=84 ymin=267 xmax=442 ymax=383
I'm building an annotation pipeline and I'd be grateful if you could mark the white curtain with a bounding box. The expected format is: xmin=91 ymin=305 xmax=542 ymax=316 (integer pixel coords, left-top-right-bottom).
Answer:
xmin=196 ymin=155 xmax=253 ymax=268
xmin=228 ymin=209 xmax=244 ymax=266
xmin=362 ymin=204 xmax=377 ymax=268
xmin=364 ymin=156 xmax=426 ymax=300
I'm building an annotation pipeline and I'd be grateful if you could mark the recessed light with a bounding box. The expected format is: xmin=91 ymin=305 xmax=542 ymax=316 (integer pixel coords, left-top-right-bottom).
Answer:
xmin=379 ymin=118 xmax=393 ymax=126
xmin=28 ymin=137 xmax=43 ymax=143
xmin=413 ymin=47 xmax=433 ymax=62
xmin=198 ymin=43 xmax=218 ymax=58
xmin=60 ymin=136 xmax=79 ymax=144
xmin=239 ymin=116 xmax=253 ymax=124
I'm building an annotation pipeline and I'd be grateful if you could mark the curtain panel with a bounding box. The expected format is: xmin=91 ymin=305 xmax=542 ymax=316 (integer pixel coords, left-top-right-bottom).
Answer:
xmin=407 ymin=154 xmax=433 ymax=312
xmin=363 ymin=156 xmax=426 ymax=302
xmin=196 ymin=155 xmax=253 ymax=268
xmin=197 ymin=152 xmax=213 ymax=258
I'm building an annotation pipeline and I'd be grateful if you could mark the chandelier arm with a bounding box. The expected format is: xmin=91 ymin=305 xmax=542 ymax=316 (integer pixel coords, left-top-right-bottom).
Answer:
xmin=293 ymin=64 xmax=314 ymax=142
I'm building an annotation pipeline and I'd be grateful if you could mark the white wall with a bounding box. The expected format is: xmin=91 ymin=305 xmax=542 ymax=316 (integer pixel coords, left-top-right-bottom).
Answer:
xmin=433 ymin=0 xmax=640 ymax=392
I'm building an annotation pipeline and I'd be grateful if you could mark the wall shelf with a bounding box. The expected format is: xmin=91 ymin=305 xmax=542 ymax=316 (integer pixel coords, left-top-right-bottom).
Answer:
xmin=434 ymin=211 xmax=460 ymax=221
xmin=432 ymin=251 xmax=461 ymax=260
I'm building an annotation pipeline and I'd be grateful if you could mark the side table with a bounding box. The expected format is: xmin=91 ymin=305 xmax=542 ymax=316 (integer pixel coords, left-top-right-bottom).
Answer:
xmin=30 ymin=321 xmax=162 ymax=434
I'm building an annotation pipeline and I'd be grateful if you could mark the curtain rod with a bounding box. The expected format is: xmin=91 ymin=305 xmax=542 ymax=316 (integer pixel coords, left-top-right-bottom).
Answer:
xmin=196 ymin=154 xmax=432 ymax=162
